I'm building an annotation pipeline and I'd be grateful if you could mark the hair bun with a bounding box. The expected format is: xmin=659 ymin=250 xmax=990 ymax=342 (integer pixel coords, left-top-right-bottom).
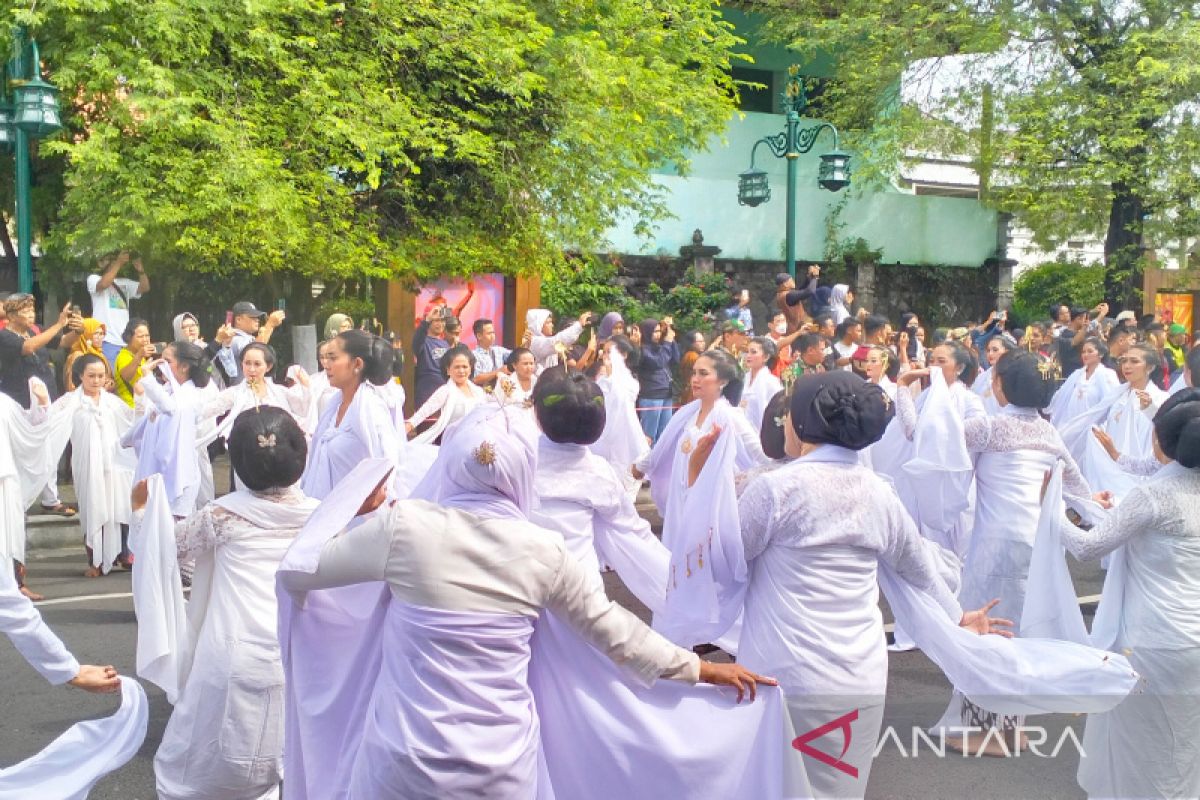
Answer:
xmin=791 ymin=371 xmax=893 ymax=451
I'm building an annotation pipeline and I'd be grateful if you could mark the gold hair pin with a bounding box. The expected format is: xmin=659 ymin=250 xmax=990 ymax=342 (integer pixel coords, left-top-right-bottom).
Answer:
xmin=257 ymin=433 xmax=277 ymax=448
xmin=473 ymin=441 xmax=497 ymax=466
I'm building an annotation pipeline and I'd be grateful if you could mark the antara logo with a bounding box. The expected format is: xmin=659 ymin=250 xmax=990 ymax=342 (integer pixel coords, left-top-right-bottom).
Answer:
xmin=791 ymin=709 xmax=860 ymax=778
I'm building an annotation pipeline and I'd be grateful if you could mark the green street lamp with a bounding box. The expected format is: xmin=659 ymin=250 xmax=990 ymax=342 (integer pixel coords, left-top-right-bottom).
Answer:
xmin=737 ymin=69 xmax=850 ymax=279
xmin=3 ymin=33 xmax=63 ymax=293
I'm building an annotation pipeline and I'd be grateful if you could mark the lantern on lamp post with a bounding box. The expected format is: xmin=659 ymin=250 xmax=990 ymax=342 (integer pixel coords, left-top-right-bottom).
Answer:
xmin=3 ymin=33 xmax=63 ymax=293
xmin=736 ymin=68 xmax=850 ymax=279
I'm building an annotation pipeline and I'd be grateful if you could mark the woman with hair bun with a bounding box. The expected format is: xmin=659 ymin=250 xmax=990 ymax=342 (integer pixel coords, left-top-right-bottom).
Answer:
xmin=632 ymin=347 xmax=768 ymax=649
xmin=129 ymin=341 xmax=219 ymax=517
xmin=688 ymin=370 xmax=1136 ymax=798
xmin=1047 ymin=335 xmax=1119 ymax=428
xmin=741 ymin=337 xmax=782 ymax=435
xmin=971 ymin=334 xmax=1018 ymax=414
xmin=132 ymin=407 xmax=318 ymax=800
xmin=1056 ymin=388 xmax=1200 ymax=799
xmin=1060 ymin=342 xmax=1169 ymax=503
xmin=302 ymin=330 xmax=403 ymax=500
xmin=405 ymin=344 xmax=486 ymax=445
xmin=900 ymin=349 xmax=1107 ymax=755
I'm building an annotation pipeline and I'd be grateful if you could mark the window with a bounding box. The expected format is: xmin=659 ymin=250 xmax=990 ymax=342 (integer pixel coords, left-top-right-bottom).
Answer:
xmin=732 ymin=67 xmax=774 ymax=113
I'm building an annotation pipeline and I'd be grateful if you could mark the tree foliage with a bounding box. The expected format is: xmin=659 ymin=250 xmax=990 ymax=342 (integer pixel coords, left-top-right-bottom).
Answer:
xmin=1012 ymin=259 xmax=1106 ymax=322
xmin=541 ymin=258 xmax=731 ymax=334
xmin=752 ymin=0 xmax=1200 ymax=305
xmin=9 ymin=0 xmax=741 ymax=284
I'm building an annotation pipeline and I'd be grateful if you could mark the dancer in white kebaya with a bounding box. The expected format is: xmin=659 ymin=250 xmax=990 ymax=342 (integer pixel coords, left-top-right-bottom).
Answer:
xmin=135 ymin=407 xmax=317 ymax=800
xmin=278 ymin=404 xmax=770 ymax=798
xmin=1056 ymin=388 xmax=1200 ymax=799
xmin=44 ymin=354 xmax=136 ymax=575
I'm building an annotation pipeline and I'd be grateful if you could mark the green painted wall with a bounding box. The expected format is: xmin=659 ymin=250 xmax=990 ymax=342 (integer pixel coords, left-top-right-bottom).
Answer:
xmin=604 ymin=10 xmax=1000 ymax=269
xmin=606 ymin=111 xmax=999 ymax=268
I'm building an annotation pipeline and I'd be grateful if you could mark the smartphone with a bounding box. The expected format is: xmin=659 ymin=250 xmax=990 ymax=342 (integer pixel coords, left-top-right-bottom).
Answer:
xmin=70 ymin=303 xmax=82 ymax=316
xmin=225 ymin=311 xmax=234 ymax=326
xmin=276 ymin=298 xmax=287 ymax=312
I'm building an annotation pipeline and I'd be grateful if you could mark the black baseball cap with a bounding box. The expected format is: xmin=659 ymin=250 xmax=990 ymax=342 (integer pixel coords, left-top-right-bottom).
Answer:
xmin=232 ymin=301 xmax=267 ymax=319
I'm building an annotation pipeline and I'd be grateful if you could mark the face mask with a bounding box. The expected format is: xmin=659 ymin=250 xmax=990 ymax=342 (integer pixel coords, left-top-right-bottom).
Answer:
xmin=774 ymin=322 xmax=787 ymax=335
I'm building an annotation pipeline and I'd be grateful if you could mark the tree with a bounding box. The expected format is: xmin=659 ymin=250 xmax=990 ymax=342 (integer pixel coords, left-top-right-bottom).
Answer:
xmin=9 ymin=0 xmax=742 ymax=290
xmin=752 ymin=0 xmax=1200 ymax=307
xmin=1011 ymin=259 xmax=1105 ymax=323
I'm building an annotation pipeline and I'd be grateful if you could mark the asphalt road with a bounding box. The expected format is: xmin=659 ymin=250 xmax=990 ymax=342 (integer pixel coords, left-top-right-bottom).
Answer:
xmin=2 ymin=541 xmax=1106 ymax=800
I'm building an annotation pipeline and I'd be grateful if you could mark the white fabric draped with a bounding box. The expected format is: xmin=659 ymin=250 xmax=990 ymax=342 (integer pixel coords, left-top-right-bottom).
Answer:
xmin=592 ymin=349 xmax=649 ymax=498
xmin=407 ymin=379 xmax=486 ymax=445
xmin=742 ymin=367 xmax=783 ymax=434
xmin=644 ymin=399 xmax=760 ymax=647
xmin=155 ymin=489 xmax=316 ymax=800
xmin=1025 ymin=461 xmax=1200 ymax=797
xmin=0 ymin=383 xmax=54 ymax=563
xmin=0 ymin=677 xmax=148 ymax=800
xmin=129 ymin=474 xmax=189 ymax=703
xmin=0 ymin=533 xmax=149 ymax=798
xmin=128 ymin=371 xmax=204 ymax=517
xmin=301 ymin=383 xmax=401 ymax=500
xmin=1060 ymin=382 xmax=1167 ymax=502
xmin=44 ymin=389 xmax=136 ymax=572
xmin=1047 ymin=364 xmax=1119 ymax=428
xmin=970 ymin=367 xmax=1002 ymax=415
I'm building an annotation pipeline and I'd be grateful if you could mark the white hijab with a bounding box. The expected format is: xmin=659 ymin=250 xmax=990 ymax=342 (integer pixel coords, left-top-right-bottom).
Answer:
xmin=412 ymin=404 xmax=537 ymax=521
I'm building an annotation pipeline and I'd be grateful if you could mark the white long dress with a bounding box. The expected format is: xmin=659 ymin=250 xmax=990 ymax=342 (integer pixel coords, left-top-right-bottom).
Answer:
xmin=0 ymin=383 xmax=53 ymax=564
xmin=406 ymin=380 xmax=486 ymax=445
xmin=0 ymin=564 xmax=148 ymax=799
xmin=301 ymin=384 xmax=401 ymax=500
xmin=737 ymin=446 xmax=963 ymax=798
xmin=279 ymin=499 xmax=701 ymax=799
xmin=736 ymin=446 xmax=1138 ymax=799
xmin=154 ymin=487 xmax=317 ymax=800
xmin=528 ymin=436 xmax=803 ymax=799
xmin=1061 ymin=381 xmax=1168 ymax=502
xmin=741 ymin=366 xmax=783 ymax=434
xmin=635 ymin=398 xmax=769 ymax=648
xmin=129 ymin=375 xmax=208 ymax=517
xmin=1047 ymin=363 xmax=1120 ymax=428
xmin=592 ymin=350 xmax=648 ymax=499
xmin=897 ymin=391 xmax=1098 ymax=734
xmin=45 ymin=389 xmax=136 ymax=572
xmin=1056 ymin=462 xmax=1200 ymax=799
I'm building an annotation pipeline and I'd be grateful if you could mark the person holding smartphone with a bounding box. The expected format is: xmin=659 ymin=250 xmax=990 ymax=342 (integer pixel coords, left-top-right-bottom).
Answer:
xmin=216 ymin=301 xmax=286 ymax=385
xmin=85 ymin=251 xmax=150 ymax=366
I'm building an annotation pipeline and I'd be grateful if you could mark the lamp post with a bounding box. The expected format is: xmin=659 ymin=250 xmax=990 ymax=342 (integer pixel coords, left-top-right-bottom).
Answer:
xmin=2 ymin=29 xmax=63 ymax=293
xmin=737 ymin=68 xmax=850 ymax=280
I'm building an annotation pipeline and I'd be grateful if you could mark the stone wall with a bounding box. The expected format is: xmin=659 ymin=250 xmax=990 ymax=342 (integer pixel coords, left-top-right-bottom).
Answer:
xmin=612 ymin=252 xmax=1010 ymax=330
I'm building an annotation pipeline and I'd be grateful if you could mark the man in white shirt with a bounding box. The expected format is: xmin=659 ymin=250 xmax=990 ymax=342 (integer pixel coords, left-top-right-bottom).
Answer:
xmin=86 ymin=252 xmax=149 ymax=366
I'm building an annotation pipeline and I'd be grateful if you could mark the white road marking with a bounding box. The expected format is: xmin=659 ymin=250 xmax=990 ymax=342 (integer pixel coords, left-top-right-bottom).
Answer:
xmin=34 ymin=588 xmax=189 ymax=607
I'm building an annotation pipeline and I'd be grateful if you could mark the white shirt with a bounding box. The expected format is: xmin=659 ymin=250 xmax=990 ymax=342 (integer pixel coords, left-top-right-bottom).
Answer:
xmin=87 ymin=274 xmax=143 ymax=346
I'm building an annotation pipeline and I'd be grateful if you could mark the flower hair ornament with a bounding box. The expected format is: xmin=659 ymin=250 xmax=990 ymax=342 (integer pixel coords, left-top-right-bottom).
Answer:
xmin=257 ymin=433 xmax=277 ymax=449
xmin=473 ymin=440 xmax=497 ymax=466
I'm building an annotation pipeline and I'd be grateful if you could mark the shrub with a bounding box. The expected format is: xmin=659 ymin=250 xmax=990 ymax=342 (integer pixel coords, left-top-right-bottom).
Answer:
xmin=1012 ymin=260 xmax=1105 ymax=323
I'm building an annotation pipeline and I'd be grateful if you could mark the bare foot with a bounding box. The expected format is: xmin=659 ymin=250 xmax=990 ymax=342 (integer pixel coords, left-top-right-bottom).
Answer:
xmin=84 ymin=566 xmax=102 ymax=578
xmin=19 ymin=586 xmax=45 ymax=601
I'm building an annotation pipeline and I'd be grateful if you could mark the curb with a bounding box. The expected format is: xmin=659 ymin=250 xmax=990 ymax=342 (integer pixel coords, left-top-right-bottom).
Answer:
xmin=25 ymin=515 xmax=85 ymax=553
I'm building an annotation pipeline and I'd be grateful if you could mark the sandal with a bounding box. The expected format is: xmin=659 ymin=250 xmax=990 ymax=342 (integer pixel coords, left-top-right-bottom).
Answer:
xmin=84 ymin=566 xmax=102 ymax=578
xmin=39 ymin=503 xmax=78 ymax=517
xmin=19 ymin=586 xmax=45 ymax=601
